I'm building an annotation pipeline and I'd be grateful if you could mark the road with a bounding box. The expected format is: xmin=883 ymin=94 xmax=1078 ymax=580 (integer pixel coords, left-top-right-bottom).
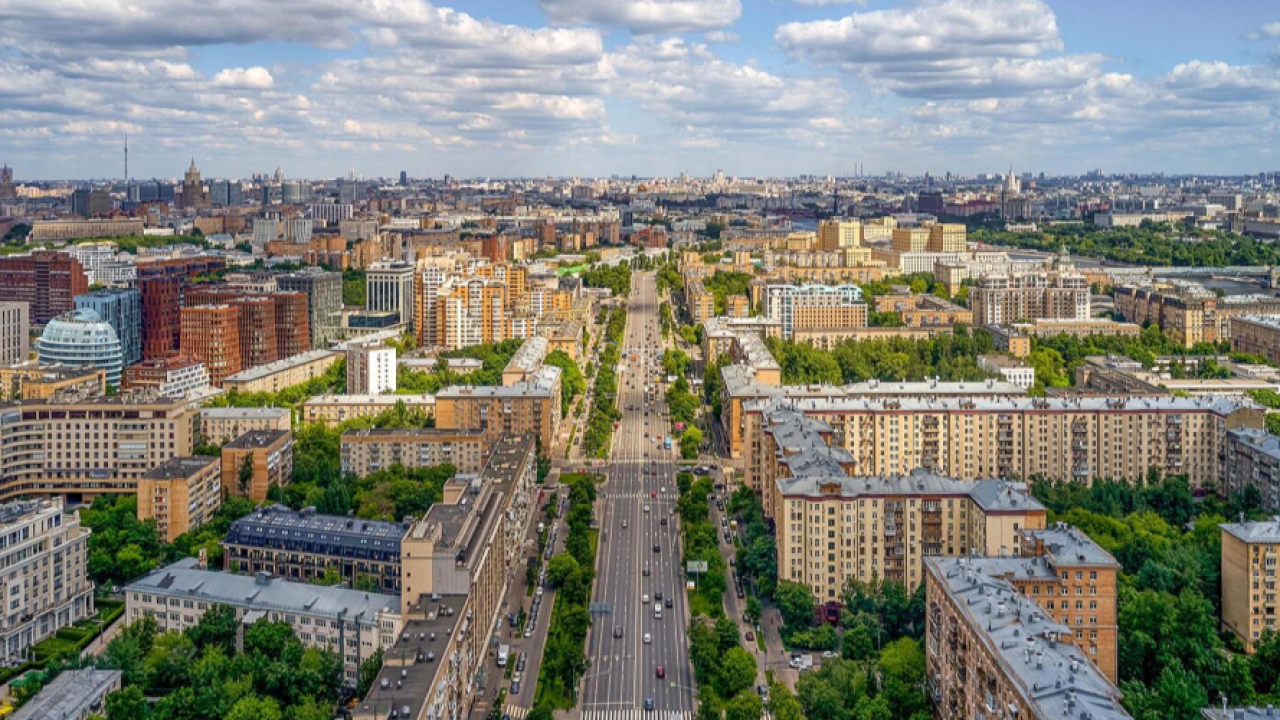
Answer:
xmin=580 ymin=270 xmax=696 ymax=720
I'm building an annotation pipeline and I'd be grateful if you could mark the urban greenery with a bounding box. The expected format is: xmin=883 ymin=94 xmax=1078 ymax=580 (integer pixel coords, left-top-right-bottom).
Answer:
xmin=342 ymin=268 xmax=366 ymax=306
xmin=702 ymin=271 xmax=753 ymax=316
xmin=397 ymin=338 xmax=526 ymax=395
xmin=679 ymin=472 xmax=727 ymax=617
xmin=545 ymin=349 xmax=586 ymax=416
xmin=728 ymin=488 xmax=777 ymax=598
xmin=582 ymin=308 xmax=626 ymax=457
xmin=204 ymin=359 xmax=346 ymax=410
xmin=972 ymin=223 xmax=1280 ymax=267
xmin=763 ymin=327 xmax=999 ymax=386
xmin=580 ymin=263 xmax=632 ymax=296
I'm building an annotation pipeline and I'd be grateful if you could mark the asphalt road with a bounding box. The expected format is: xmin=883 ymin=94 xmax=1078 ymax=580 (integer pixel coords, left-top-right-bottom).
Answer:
xmin=580 ymin=270 xmax=696 ymax=720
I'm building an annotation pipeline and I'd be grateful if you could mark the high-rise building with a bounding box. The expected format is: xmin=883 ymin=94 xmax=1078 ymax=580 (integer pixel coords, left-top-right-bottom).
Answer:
xmin=252 ymin=217 xmax=279 ymax=244
xmin=136 ymin=456 xmax=222 ymax=542
xmin=179 ymin=304 xmax=242 ymax=386
xmin=0 ymin=251 xmax=89 ymax=324
xmin=220 ymin=429 xmax=293 ymax=501
xmin=0 ymin=499 xmax=94 ymax=663
xmin=139 ymin=275 xmax=183 ymax=360
xmin=1224 ymin=428 xmax=1280 ymax=512
xmin=399 ymin=170 xmax=408 ymax=186
xmin=1221 ymin=518 xmax=1280 ymax=653
xmin=309 ymin=203 xmax=353 ymax=224
xmin=277 ymin=267 xmax=343 ymax=347
xmin=817 ymin=219 xmax=863 ymax=251
xmin=209 ymin=180 xmax=243 ymax=207
xmin=367 ymin=259 xmax=414 ymax=325
xmin=178 ymin=159 xmax=209 ymax=210
xmin=436 ymin=276 xmax=509 ymax=350
xmin=70 ymin=189 xmax=111 ymax=218
xmin=928 ymin=223 xmax=967 ymax=252
xmin=763 ymin=283 xmax=866 ymax=339
xmin=74 ymin=288 xmax=142 ymax=365
xmin=36 ymin=308 xmax=125 ymax=387
xmin=891 ymin=227 xmax=930 ymax=252
xmin=0 ymin=302 xmax=29 ymax=365
xmin=971 ymin=253 xmax=1090 ymax=326
xmin=413 ymin=264 xmax=448 ymax=347
xmin=347 ymin=341 xmax=396 ymax=395
xmin=183 ymin=287 xmax=311 ymax=370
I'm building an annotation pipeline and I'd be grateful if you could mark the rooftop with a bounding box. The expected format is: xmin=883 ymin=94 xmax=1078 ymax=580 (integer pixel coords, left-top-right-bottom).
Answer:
xmin=342 ymin=427 xmax=485 ymax=441
xmin=505 ymin=335 xmax=549 ymax=374
xmin=777 ymin=469 xmax=1044 ymax=514
xmin=437 ymin=365 xmax=560 ymax=399
xmin=221 ymin=349 xmax=338 ymax=383
xmin=12 ymin=668 xmax=122 ymax=720
xmin=224 ymin=429 xmax=291 ymax=449
xmin=305 ymin=393 xmax=435 ymax=405
xmin=928 ymin=557 xmax=1132 ymax=720
xmin=226 ymin=504 xmax=409 ymax=550
xmin=1023 ymin=523 xmax=1121 ymax=568
xmin=1220 ymin=517 xmax=1280 ymax=544
xmin=745 ymin=393 xmax=1249 ymax=417
xmin=1202 ymin=708 xmax=1280 ymax=720
xmin=142 ymin=455 xmax=219 ymax=480
xmin=200 ymin=406 xmax=291 ymax=419
xmin=354 ymin=594 xmax=468 ymax=720
xmin=1234 ymin=314 xmax=1280 ymax=330
xmin=127 ymin=557 xmax=400 ymax=620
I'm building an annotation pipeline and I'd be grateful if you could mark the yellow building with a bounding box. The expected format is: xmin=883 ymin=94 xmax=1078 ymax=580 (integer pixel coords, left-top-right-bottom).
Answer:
xmin=0 ymin=362 xmax=105 ymax=401
xmin=300 ymin=393 xmax=435 ymax=427
xmin=434 ymin=366 xmax=561 ymax=449
xmin=1221 ymin=519 xmax=1280 ymax=653
xmin=686 ymin=279 xmax=716 ymax=325
xmin=891 ymin=227 xmax=930 ymax=252
xmin=928 ymin=223 xmax=967 ymax=252
xmin=340 ymin=428 xmax=488 ymax=476
xmin=219 ymin=349 xmax=341 ymax=394
xmin=137 ymin=456 xmax=222 ymax=542
xmin=817 ymin=219 xmax=862 ymax=251
xmin=220 ymin=430 xmax=293 ymax=502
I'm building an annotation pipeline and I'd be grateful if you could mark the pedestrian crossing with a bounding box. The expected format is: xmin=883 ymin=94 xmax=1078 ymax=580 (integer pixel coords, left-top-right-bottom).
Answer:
xmin=605 ymin=492 xmax=678 ymax=500
xmin=581 ymin=710 xmax=693 ymax=720
xmin=505 ymin=706 xmax=529 ymax=719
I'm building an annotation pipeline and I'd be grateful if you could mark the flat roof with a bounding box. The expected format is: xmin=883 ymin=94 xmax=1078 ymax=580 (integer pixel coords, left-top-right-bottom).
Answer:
xmin=224 ymin=429 xmax=291 ymax=449
xmin=143 ymin=456 xmax=219 ymax=480
xmin=1221 ymin=517 xmax=1280 ymax=544
xmin=306 ymin=393 xmax=435 ymax=405
xmin=222 ymin=349 xmax=338 ymax=383
xmin=200 ymin=406 xmax=290 ymax=419
xmin=354 ymin=594 xmax=468 ymax=720
xmin=342 ymin=428 xmax=485 ymax=440
xmin=746 ymin=393 xmax=1249 ymax=416
xmin=226 ymin=504 xmax=408 ymax=551
xmin=777 ymin=470 xmax=1044 ymax=513
xmin=12 ymin=668 xmax=122 ymax=720
xmin=127 ymin=557 xmax=400 ymax=620
xmin=437 ymin=365 xmax=560 ymax=399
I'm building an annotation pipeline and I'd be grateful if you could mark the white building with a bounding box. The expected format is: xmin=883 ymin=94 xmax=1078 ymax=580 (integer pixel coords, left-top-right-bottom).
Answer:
xmin=309 ymin=203 xmax=354 ymax=224
xmin=0 ymin=302 xmax=29 ymax=365
xmin=367 ymin=260 xmax=414 ymax=326
xmin=0 ymin=499 xmax=95 ymax=661
xmin=977 ymin=355 xmax=1036 ymax=389
xmin=125 ymin=557 xmax=402 ymax=684
xmin=347 ymin=342 xmax=397 ymax=395
xmin=63 ymin=241 xmax=119 ymax=285
xmin=764 ymin=284 xmax=864 ymax=339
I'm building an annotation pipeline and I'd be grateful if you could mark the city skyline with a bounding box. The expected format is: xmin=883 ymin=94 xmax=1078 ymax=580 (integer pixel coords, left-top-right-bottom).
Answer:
xmin=1 ymin=0 xmax=1279 ymax=180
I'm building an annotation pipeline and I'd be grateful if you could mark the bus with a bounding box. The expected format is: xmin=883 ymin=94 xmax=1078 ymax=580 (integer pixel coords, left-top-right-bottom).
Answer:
xmin=497 ymin=644 xmax=511 ymax=667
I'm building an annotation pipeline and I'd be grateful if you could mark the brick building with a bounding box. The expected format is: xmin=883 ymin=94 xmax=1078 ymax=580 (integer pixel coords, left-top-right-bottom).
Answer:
xmin=0 ymin=251 xmax=88 ymax=324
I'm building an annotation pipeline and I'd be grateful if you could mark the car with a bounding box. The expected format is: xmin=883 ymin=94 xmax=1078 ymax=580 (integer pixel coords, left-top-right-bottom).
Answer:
xmin=645 ymin=698 xmax=655 ymax=712
xmin=642 ymin=594 xmax=650 ymax=604
xmin=614 ymin=625 xmax=624 ymax=638
xmin=653 ymin=543 xmax=660 ymax=553
xmin=650 ymin=491 xmax=657 ymax=498
xmin=660 ymin=487 xmax=666 ymax=493
xmin=665 ymin=597 xmax=673 ymax=608
xmin=660 ymin=517 xmax=667 ymax=526
xmin=511 ymin=681 xmax=520 ymax=694
xmin=756 ymin=684 xmax=769 ymax=697
xmin=512 ymin=672 xmax=522 ymax=684
xmin=742 ymin=613 xmax=751 ymax=624
xmin=656 ymin=666 xmax=665 ymax=678
xmin=524 ymin=627 xmax=533 ymax=638
xmin=654 ymin=591 xmax=663 ymax=601
xmin=644 ymin=505 xmax=650 ymax=513
xmin=822 ymin=651 xmax=838 ymax=659
xmin=644 ymin=633 xmax=652 ymax=644
xmin=622 ymin=519 xmax=629 ymax=528
xmin=643 ymin=564 xmax=651 ymax=576
xmin=744 ymin=631 xmax=754 ymax=641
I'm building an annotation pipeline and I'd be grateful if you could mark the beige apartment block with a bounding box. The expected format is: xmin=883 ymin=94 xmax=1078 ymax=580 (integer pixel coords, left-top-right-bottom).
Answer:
xmin=340 ymin=428 xmax=488 ymax=476
xmin=1221 ymin=519 xmax=1280 ymax=653
xmin=136 ymin=456 xmax=222 ymax=542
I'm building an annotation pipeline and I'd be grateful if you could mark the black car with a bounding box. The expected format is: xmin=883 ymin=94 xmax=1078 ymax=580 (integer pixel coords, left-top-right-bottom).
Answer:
xmin=653 ymin=543 xmax=660 ymax=553
xmin=665 ymin=597 xmax=673 ymax=608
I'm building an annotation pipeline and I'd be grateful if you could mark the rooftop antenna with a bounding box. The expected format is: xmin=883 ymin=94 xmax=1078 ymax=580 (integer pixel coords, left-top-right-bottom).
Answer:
xmin=124 ymin=132 xmax=128 ymax=182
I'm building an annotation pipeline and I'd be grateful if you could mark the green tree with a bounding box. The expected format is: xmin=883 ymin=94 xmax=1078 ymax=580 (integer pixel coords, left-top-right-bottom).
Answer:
xmin=680 ymin=426 xmax=703 ymax=459
xmin=773 ymin=580 xmax=815 ymax=629
xmin=717 ymin=647 xmax=757 ymax=698
xmin=237 ymin=454 xmax=255 ymax=497
xmin=714 ymin=615 xmax=741 ymax=653
xmin=357 ymin=647 xmax=385 ymax=698
xmin=105 ymin=686 xmax=150 ymax=720
xmin=144 ymin=631 xmax=196 ymax=692
xmin=745 ymin=596 xmax=763 ymax=625
xmin=546 ymin=553 xmax=581 ymax=587
xmin=724 ymin=693 xmax=764 ymax=720
xmin=767 ymin=684 xmax=805 ymax=720
xmin=226 ymin=695 xmax=283 ymax=720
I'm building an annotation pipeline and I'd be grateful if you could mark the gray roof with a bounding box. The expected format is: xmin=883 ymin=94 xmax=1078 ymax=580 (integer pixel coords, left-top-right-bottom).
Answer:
xmin=200 ymin=406 xmax=291 ymax=420
xmin=506 ymin=335 xmax=549 ymax=374
xmin=777 ymin=470 xmax=1044 ymax=513
xmin=1228 ymin=427 xmax=1280 ymax=459
xmin=222 ymin=349 xmax=338 ymax=383
xmin=143 ymin=455 xmax=219 ymax=480
xmin=437 ymin=364 xmax=560 ymax=399
xmin=723 ymin=365 xmax=1026 ymax=401
xmin=1221 ymin=517 xmax=1280 ymax=544
xmin=1023 ymin=524 xmax=1121 ymax=568
xmin=127 ymin=557 xmax=399 ymax=619
xmin=225 ymin=504 xmax=409 ymax=554
xmin=746 ymin=393 xmax=1250 ymax=416
xmin=927 ymin=557 xmax=1132 ymax=720
xmin=355 ymin=594 xmax=469 ymax=720
xmin=12 ymin=668 xmax=122 ymax=720
xmin=224 ymin=429 xmax=290 ymax=449
xmin=1202 ymin=708 xmax=1280 ymax=720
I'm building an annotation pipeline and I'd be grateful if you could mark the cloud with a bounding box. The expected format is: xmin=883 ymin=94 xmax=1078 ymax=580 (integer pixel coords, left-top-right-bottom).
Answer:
xmin=1244 ymin=21 xmax=1280 ymax=41
xmin=212 ymin=67 xmax=274 ymax=89
xmin=791 ymin=0 xmax=866 ymax=6
xmin=704 ymin=31 xmax=738 ymax=43
xmin=538 ymin=0 xmax=741 ymax=34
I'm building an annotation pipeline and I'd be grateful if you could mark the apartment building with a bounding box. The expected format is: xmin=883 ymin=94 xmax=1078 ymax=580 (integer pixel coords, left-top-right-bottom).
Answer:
xmin=971 ymin=259 xmax=1090 ymax=326
xmin=183 ymin=287 xmax=311 ymax=369
xmin=346 ymin=341 xmax=396 ymax=395
xmin=686 ymin=279 xmax=716 ymax=325
xmin=126 ymin=557 xmax=402 ymax=683
xmin=435 ymin=365 xmax=561 ymax=449
xmin=180 ymin=304 xmax=242 ymax=386
xmin=221 ymin=430 xmax=293 ymax=501
xmin=0 ymin=500 xmax=95 ymax=662
xmin=743 ymin=394 xmax=1261 ymax=489
xmin=11 ymin=668 xmax=122 ymax=720
xmin=136 ymin=456 xmax=222 ymax=542
xmin=924 ymin=556 xmax=1130 ymax=720
xmin=121 ymin=355 xmax=210 ymax=398
xmin=0 ymin=302 xmax=29 ymax=365
xmin=223 ymin=504 xmax=409 ymax=594
xmin=977 ymin=354 xmax=1035 ymax=389
xmin=1116 ymin=283 xmax=1280 ymax=347
xmin=341 ymin=428 xmax=488 ymax=476
xmin=872 ymin=291 xmax=974 ymax=327
xmin=199 ymin=407 xmax=292 ymax=445
xmin=0 ymin=390 xmax=197 ymax=501
xmin=436 ymin=276 xmax=510 ymax=350
xmin=219 ymin=349 xmax=341 ymax=394
xmin=763 ymin=284 xmax=866 ymax=339
xmin=0 ymin=362 xmax=105 ymax=401
xmin=1231 ymin=315 xmax=1280 ymax=366
xmin=1225 ymin=428 xmax=1280 ymax=512
xmin=368 ymin=259 xmax=415 ymax=325
xmin=301 ymin=393 xmax=435 ymax=427
xmin=356 ymin=435 xmax=537 ymax=720
xmin=0 ymin=251 xmax=89 ymax=324
xmin=1221 ymin=518 xmax=1280 ymax=653
xmin=276 ymin=268 xmax=343 ymax=347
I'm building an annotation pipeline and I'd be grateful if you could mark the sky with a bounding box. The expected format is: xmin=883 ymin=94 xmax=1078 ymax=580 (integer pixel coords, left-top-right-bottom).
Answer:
xmin=2 ymin=0 xmax=1280 ymax=181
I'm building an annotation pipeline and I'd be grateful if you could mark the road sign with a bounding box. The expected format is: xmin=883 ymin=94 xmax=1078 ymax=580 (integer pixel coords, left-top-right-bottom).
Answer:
xmin=589 ymin=602 xmax=613 ymax=615
xmin=686 ymin=561 xmax=708 ymax=574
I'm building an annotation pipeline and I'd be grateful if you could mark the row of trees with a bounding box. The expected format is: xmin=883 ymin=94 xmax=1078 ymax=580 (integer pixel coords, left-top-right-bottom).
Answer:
xmin=582 ymin=308 xmax=626 ymax=457
xmin=971 ymin=222 xmax=1280 ymax=267
xmin=532 ymin=473 xmax=598 ymax=711
xmin=1027 ymin=474 xmax=1279 ymax=718
xmin=101 ymin=610 xmax=343 ymax=720
xmin=580 ymin=263 xmax=632 ymax=296
xmin=397 ymin=338 xmax=527 ymax=395
xmin=204 ymin=359 xmax=347 ymax=410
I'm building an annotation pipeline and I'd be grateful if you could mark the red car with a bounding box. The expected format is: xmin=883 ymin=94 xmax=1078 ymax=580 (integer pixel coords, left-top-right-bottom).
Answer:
xmin=656 ymin=666 xmax=665 ymax=678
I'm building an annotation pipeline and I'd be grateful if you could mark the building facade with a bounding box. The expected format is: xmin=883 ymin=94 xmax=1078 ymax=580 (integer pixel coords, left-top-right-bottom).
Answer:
xmin=277 ymin=268 xmax=344 ymax=347
xmin=0 ymin=251 xmax=89 ymax=324
xmin=0 ymin=302 xmax=29 ymax=365
xmin=301 ymin=393 xmax=435 ymax=427
xmin=199 ymin=407 xmax=292 ymax=445
xmin=347 ymin=341 xmax=396 ymax=395
xmin=121 ymin=355 xmax=210 ymax=397
xmin=219 ymin=349 xmax=340 ymax=394
xmin=340 ymin=428 xmax=488 ymax=476
xmin=36 ymin=308 xmax=125 ymax=387
xmin=367 ymin=260 xmax=414 ymax=325
xmin=180 ymin=304 xmax=242 ymax=386
xmin=74 ymin=288 xmax=142 ymax=366
xmin=1224 ymin=428 xmax=1280 ymax=512
xmin=435 ymin=366 xmax=561 ymax=449
xmin=1220 ymin=519 xmax=1280 ymax=653
xmin=221 ymin=430 xmax=294 ymax=502
xmin=137 ymin=456 xmax=222 ymax=542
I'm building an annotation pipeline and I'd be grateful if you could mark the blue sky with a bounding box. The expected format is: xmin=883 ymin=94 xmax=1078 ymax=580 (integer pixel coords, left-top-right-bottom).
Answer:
xmin=1 ymin=0 xmax=1279 ymax=180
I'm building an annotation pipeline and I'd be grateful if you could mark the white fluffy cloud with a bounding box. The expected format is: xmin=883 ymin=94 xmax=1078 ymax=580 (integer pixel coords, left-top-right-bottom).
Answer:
xmin=212 ymin=67 xmax=274 ymax=89
xmin=538 ymin=0 xmax=741 ymax=34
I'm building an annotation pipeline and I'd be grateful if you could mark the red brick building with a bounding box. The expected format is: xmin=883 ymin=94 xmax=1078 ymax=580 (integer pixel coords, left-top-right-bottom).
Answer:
xmin=180 ymin=305 xmax=241 ymax=386
xmin=0 ymin=251 xmax=88 ymax=324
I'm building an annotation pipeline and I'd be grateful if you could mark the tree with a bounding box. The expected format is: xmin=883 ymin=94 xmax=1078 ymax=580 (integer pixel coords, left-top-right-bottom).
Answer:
xmin=680 ymin=427 xmax=703 ymax=460
xmin=724 ymin=693 xmax=764 ymax=720
xmin=226 ymin=696 xmax=283 ymax=720
xmin=717 ymin=647 xmax=757 ymax=698
xmin=105 ymin=686 xmax=150 ymax=720
xmin=773 ymin=580 xmax=815 ymax=629
xmin=243 ymin=619 xmax=295 ymax=658
xmin=546 ymin=553 xmax=581 ymax=587
xmin=357 ymin=647 xmax=385 ymax=698
xmin=767 ymin=684 xmax=805 ymax=720
xmin=237 ymin=454 xmax=255 ymax=497
xmin=187 ymin=603 xmax=239 ymax=654
xmin=745 ymin=596 xmax=763 ymax=625
xmin=144 ymin=631 xmax=196 ymax=692
xmin=287 ymin=698 xmax=332 ymax=720
xmin=527 ymin=708 xmax=554 ymax=720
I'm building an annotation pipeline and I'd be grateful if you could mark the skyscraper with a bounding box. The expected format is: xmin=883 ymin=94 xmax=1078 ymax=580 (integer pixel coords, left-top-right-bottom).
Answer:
xmin=0 ymin=164 xmax=14 ymax=200
xmin=178 ymin=159 xmax=209 ymax=209
xmin=367 ymin=260 xmax=414 ymax=325
xmin=74 ymin=288 xmax=142 ymax=366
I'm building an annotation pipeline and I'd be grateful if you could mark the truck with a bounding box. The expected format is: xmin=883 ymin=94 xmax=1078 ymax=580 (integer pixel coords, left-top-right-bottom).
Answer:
xmin=497 ymin=644 xmax=510 ymax=668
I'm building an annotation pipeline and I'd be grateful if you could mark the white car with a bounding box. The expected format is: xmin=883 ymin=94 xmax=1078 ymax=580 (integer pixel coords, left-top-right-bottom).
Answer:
xmin=644 ymin=633 xmax=652 ymax=644
xmin=644 ymin=505 xmax=650 ymax=513
xmin=642 ymin=594 xmax=650 ymax=604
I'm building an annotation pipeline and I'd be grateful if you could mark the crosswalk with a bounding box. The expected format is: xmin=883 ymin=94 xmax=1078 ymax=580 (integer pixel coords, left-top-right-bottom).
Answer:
xmin=604 ymin=492 xmax=678 ymax=500
xmin=505 ymin=706 xmax=529 ymax=719
xmin=581 ymin=711 xmax=693 ymax=720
